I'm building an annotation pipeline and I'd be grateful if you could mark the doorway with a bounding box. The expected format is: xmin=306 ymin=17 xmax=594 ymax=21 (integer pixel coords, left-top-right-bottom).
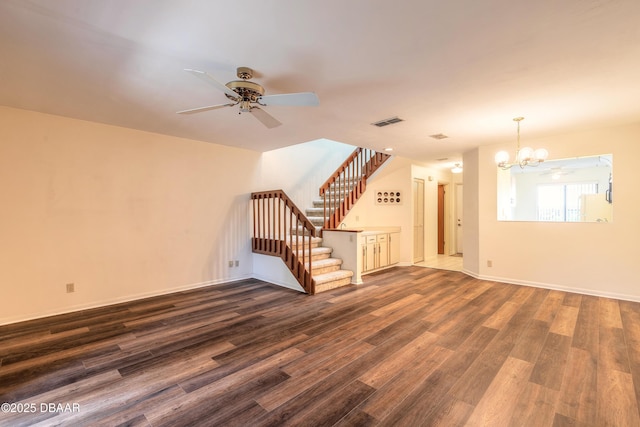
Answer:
xmin=413 ymin=178 xmax=425 ymax=263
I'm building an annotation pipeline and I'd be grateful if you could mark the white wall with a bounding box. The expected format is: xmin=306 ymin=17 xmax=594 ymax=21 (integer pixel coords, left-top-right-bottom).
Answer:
xmin=252 ymin=254 xmax=305 ymax=292
xmin=0 ymin=107 xmax=260 ymax=324
xmin=466 ymin=122 xmax=640 ymax=301
xmin=462 ymin=148 xmax=480 ymax=275
xmin=259 ymin=138 xmax=357 ymax=209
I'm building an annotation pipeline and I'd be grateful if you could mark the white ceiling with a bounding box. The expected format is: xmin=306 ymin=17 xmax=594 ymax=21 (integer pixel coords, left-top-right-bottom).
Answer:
xmin=1 ymin=0 xmax=639 ymax=167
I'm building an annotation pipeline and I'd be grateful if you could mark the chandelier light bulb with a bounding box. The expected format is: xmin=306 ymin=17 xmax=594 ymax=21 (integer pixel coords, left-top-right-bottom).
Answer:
xmin=495 ymin=151 xmax=510 ymax=165
xmin=534 ymin=148 xmax=549 ymax=161
xmin=518 ymin=147 xmax=534 ymax=162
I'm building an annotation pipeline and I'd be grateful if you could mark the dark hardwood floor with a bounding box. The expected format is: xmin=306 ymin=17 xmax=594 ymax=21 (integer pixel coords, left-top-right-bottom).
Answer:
xmin=2 ymin=266 xmax=640 ymax=426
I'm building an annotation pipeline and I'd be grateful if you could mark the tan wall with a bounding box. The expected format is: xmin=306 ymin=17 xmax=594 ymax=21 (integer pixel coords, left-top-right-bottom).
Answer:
xmin=466 ymin=122 xmax=640 ymax=300
xmin=0 ymin=107 xmax=260 ymax=324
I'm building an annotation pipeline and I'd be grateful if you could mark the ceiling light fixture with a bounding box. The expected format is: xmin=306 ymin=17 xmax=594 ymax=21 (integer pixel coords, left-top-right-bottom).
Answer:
xmin=384 ymin=147 xmax=393 ymax=152
xmin=495 ymin=117 xmax=548 ymax=169
xmin=451 ymin=163 xmax=463 ymax=174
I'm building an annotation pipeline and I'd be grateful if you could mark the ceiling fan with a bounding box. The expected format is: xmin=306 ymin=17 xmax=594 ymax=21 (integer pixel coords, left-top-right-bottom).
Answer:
xmin=177 ymin=67 xmax=319 ymax=128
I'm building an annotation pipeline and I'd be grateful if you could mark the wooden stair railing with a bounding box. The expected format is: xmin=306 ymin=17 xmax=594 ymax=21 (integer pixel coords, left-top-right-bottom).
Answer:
xmin=251 ymin=190 xmax=317 ymax=294
xmin=319 ymin=148 xmax=392 ymax=230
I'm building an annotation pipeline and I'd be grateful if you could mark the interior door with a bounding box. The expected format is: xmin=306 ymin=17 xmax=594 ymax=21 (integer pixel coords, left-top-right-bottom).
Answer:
xmin=456 ymin=183 xmax=463 ymax=254
xmin=437 ymin=184 xmax=445 ymax=254
xmin=413 ymin=179 xmax=425 ymax=263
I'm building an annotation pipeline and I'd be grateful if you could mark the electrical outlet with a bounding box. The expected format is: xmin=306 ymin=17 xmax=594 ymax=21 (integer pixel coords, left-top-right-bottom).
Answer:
xmin=228 ymin=261 xmax=234 ymax=267
xmin=66 ymin=283 xmax=75 ymax=293
xmin=487 ymin=260 xmax=493 ymax=267
xmin=235 ymin=260 xmax=239 ymax=267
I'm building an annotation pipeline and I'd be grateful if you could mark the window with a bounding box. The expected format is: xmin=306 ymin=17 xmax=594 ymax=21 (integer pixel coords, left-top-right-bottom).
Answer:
xmin=537 ymin=183 xmax=598 ymax=222
xmin=497 ymin=154 xmax=613 ymax=222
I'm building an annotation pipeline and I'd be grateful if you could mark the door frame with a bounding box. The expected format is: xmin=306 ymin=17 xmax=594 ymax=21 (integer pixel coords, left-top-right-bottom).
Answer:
xmin=413 ymin=178 xmax=425 ymax=263
xmin=455 ymin=183 xmax=463 ymax=254
xmin=437 ymin=184 xmax=445 ymax=254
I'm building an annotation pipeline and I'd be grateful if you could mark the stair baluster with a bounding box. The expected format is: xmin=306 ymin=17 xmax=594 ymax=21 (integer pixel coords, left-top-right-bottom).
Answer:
xmin=319 ymin=148 xmax=392 ymax=232
xmin=251 ymin=190 xmax=315 ymax=294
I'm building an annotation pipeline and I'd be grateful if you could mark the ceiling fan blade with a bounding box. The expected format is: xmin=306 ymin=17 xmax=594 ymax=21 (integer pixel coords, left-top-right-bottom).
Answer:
xmin=184 ymin=68 xmax=239 ymax=99
xmin=176 ymin=103 xmax=234 ymax=115
xmin=250 ymin=107 xmax=282 ymax=129
xmin=259 ymin=92 xmax=319 ymax=107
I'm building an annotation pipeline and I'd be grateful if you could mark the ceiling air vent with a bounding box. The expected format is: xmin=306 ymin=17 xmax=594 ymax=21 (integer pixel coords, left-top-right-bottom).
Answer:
xmin=372 ymin=116 xmax=404 ymax=127
xmin=429 ymin=133 xmax=448 ymax=140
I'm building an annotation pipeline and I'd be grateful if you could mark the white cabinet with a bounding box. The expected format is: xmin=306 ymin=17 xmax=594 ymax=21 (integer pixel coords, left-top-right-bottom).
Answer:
xmin=364 ymin=235 xmax=376 ymax=272
xmin=377 ymin=234 xmax=389 ymax=268
xmin=321 ymin=227 xmax=401 ymax=285
xmin=389 ymin=232 xmax=400 ymax=265
xmin=361 ymin=232 xmax=398 ymax=273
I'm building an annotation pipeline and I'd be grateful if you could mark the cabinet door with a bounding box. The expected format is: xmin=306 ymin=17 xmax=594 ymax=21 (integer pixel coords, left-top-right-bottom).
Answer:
xmin=364 ymin=235 xmax=376 ymax=271
xmin=389 ymin=233 xmax=400 ymax=264
xmin=361 ymin=244 xmax=367 ymax=272
xmin=366 ymin=242 xmax=376 ymax=271
xmin=377 ymin=234 xmax=389 ymax=267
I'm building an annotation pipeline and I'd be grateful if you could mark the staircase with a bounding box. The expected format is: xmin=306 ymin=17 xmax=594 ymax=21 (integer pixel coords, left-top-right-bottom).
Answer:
xmin=251 ymin=148 xmax=391 ymax=294
xmin=319 ymin=149 xmax=391 ymax=230
xmin=251 ymin=190 xmax=353 ymax=294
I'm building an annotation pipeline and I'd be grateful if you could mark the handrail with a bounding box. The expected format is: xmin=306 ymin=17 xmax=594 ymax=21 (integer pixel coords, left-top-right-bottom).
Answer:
xmin=251 ymin=190 xmax=316 ymax=294
xmin=319 ymin=148 xmax=391 ymax=230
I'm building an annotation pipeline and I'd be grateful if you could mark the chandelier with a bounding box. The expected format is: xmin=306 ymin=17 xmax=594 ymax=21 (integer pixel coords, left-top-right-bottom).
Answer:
xmin=495 ymin=117 xmax=548 ymax=169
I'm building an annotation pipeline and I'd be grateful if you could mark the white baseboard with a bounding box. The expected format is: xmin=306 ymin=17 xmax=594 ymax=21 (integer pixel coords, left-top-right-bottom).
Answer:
xmin=0 ymin=274 xmax=253 ymax=326
xmin=465 ymin=270 xmax=640 ymax=303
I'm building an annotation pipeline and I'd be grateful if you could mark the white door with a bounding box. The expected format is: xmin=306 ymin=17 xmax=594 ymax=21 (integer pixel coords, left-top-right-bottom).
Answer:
xmin=456 ymin=184 xmax=463 ymax=254
xmin=413 ymin=179 xmax=425 ymax=263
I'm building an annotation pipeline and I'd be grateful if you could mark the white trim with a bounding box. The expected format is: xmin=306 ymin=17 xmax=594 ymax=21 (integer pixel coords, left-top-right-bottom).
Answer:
xmin=464 ymin=270 xmax=640 ymax=303
xmin=0 ymin=275 xmax=253 ymax=326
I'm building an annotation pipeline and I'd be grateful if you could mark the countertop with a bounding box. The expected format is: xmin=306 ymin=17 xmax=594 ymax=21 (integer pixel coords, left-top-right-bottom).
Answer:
xmin=323 ymin=226 xmax=401 ymax=235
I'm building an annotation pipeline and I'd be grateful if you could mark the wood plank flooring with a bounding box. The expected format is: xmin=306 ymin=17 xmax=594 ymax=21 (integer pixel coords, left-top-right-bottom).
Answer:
xmin=2 ymin=266 xmax=640 ymax=426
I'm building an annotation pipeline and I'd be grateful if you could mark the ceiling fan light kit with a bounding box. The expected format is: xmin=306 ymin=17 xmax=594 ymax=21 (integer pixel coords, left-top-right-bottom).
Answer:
xmin=177 ymin=67 xmax=319 ymax=128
